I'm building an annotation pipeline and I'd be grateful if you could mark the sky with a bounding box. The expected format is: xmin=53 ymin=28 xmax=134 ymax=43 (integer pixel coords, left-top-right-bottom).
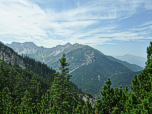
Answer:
xmin=0 ymin=0 xmax=152 ymax=59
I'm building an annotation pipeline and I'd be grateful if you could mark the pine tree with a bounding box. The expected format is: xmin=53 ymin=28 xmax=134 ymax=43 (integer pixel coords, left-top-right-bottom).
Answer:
xmin=7 ymin=67 xmax=19 ymax=109
xmin=81 ymin=96 xmax=93 ymax=114
xmin=0 ymin=61 xmax=14 ymax=113
xmin=19 ymin=89 xmax=33 ymax=113
xmin=123 ymin=92 xmax=140 ymax=113
xmin=99 ymin=77 xmax=115 ymax=113
xmin=13 ymin=71 xmax=27 ymax=107
xmin=0 ymin=61 xmax=8 ymax=93
xmin=33 ymin=81 xmax=43 ymax=113
xmin=129 ymin=41 xmax=152 ymax=113
xmin=92 ymin=96 xmax=102 ymax=114
xmin=29 ymin=74 xmax=39 ymax=107
xmin=0 ymin=87 xmax=14 ymax=113
xmin=50 ymin=53 xmax=78 ymax=113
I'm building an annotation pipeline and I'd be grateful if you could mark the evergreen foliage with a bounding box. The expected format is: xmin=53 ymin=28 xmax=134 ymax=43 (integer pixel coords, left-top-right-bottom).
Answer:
xmin=50 ymin=53 xmax=80 ymax=113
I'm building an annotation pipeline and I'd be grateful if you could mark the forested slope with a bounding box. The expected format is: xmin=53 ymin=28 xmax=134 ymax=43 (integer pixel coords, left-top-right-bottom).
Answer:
xmin=1 ymin=41 xmax=152 ymax=114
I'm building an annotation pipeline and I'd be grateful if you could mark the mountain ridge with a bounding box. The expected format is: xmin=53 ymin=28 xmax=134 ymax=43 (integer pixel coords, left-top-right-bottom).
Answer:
xmin=5 ymin=42 xmax=145 ymax=99
xmin=113 ymin=54 xmax=147 ymax=69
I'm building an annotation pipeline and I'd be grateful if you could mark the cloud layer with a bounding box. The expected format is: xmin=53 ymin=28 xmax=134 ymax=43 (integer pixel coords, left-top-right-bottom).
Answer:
xmin=0 ymin=0 xmax=152 ymax=48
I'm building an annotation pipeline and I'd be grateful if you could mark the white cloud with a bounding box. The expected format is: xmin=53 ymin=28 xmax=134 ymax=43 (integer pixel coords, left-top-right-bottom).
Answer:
xmin=0 ymin=0 xmax=152 ymax=48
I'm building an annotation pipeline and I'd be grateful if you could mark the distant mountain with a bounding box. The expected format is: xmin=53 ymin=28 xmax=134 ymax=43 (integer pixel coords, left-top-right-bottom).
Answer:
xmin=1 ymin=41 xmax=97 ymax=107
xmin=105 ymin=55 xmax=144 ymax=72
xmin=6 ymin=42 xmax=145 ymax=99
xmin=113 ymin=54 xmax=147 ymax=69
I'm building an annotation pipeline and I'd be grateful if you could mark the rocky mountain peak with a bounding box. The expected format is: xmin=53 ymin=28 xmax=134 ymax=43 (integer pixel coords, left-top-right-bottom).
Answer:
xmin=23 ymin=42 xmax=36 ymax=47
xmin=65 ymin=42 xmax=72 ymax=46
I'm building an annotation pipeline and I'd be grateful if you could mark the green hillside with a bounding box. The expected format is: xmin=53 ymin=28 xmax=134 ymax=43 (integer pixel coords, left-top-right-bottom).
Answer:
xmin=67 ymin=47 xmax=134 ymax=98
xmin=1 ymin=41 xmax=152 ymax=113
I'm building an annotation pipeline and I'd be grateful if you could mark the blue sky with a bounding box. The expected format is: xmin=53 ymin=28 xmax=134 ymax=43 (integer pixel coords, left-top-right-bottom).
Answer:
xmin=0 ymin=0 xmax=152 ymax=59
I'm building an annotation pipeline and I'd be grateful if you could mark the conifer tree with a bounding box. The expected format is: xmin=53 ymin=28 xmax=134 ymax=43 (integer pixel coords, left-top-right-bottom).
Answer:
xmin=29 ymin=74 xmax=39 ymax=106
xmin=13 ymin=71 xmax=27 ymax=107
xmin=117 ymin=85 xmax=128 ymax=112
xmin=50 ymin=53 xmax=78 ymax=113
xmin=99 ymin=77 xmax=115 ymax=113
xmin=123 ymin=92 xmax=140 ymax=113
xmin=39 ymin=89 xmax=55 ymax=113
xmin=19 ymin=89 xmax=33 ymax=113
xmin=92 ymin=96 xmax=102 ymax=114
xmin=0 ymin=61 xmax=13 ymax=113
xmin=7 ymin=67 xmax=19 ymax=108
xmin=129 ymin=41 xmax=152 ymax=113
xmin=81 ymin=97 xmax=93 ymax=114
xmin=0 ymin=87 xmax=14 ymax=113
xmin=32 ymin=81 xmax=43 ymax=113
xmin=0 ymin=61 xmax=8 ymax=93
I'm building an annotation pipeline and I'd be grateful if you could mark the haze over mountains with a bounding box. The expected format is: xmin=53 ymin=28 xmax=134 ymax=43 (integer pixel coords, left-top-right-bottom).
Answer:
xmin=113 ymin=54 xmax=147 ymax=69
xmin=5 ymin=42 xmax=145 ymax=99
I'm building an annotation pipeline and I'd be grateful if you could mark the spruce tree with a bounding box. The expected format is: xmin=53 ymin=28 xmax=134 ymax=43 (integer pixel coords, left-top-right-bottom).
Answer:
xmin=13 ymin=71 xmax=27 ymax=107
xmin=7 ymin=67 xmax=18 ymax=109
xmin=50 ymin=53 xmax=78 ymax=113
xmin=19 ymin=89 xmax=33 ymax=113
xmin=0 ymin=62 xmax=13 ymax=113
xmin=99 ymin=78 xmax=115 ymax=113
xmin=0 ymin=87 xmax=14 ymax=113
xmin=0 ymin=61 xmax=8 ymax=93
xmin=29 ymin=74 xmax=40 ymax=107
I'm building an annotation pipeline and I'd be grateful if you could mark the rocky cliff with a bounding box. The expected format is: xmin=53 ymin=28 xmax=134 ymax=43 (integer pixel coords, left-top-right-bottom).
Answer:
xmin=0 ymin=42 xmax=26 ymax=69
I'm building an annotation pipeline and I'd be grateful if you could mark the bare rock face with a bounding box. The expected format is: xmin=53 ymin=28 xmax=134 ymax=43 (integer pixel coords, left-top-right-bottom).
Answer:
xmin=0 ymin=42 xmax=26 ymax=69
xmin=74 ymin=94 xmax=97 ymax=107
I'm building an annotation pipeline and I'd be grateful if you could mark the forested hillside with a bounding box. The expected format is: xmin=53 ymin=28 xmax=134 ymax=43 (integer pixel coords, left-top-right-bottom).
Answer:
xmin=6 ymin=41 xmax=145 ymax=99
xmin=1 ymin=41 xmax=152 ymax=114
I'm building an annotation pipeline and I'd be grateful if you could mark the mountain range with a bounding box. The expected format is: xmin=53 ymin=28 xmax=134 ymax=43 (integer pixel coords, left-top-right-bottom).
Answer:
xmin=5 ymin=42 xmax=145 ymax=99
xmin=113 ymin=54 xmax=147 ymax=69
xmin=0 ymin=41 xmax=96 ymax=107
